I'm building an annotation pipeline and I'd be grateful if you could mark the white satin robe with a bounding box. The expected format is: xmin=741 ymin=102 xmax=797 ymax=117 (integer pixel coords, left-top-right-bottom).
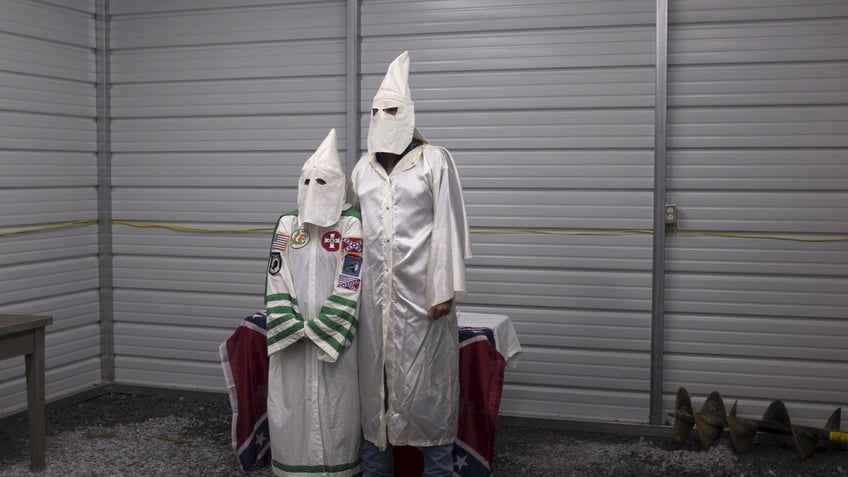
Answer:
xmin=350 ymin=138 xmax=471 ymax=449
xmin=265 ymin=208 xmax=363 ymax=477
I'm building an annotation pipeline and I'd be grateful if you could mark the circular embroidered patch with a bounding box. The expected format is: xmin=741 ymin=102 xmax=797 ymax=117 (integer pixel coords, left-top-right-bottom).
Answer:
xmin=291 ymin=228 xmax=310 ymax=249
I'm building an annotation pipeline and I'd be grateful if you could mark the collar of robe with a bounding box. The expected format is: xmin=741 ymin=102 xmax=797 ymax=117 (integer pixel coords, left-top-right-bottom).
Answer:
xmin=374 ymin=138 xmax=424 ymax=176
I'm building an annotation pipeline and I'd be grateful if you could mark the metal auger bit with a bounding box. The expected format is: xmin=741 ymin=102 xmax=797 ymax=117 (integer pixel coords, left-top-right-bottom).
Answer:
xmin=823 ymin=407 xmax=848 ymax=448
xmin=726 ymin=401 xmax=758 ymax=454
xmin=671 ymin=387 xmax=695 ymax=444
xmin=792 ymin=406 xmax=846 ymax=459
xmin=694 ymin=391 xmax=727 ymax=449
xmin=731 ymin=401 xmax=846 ymax=459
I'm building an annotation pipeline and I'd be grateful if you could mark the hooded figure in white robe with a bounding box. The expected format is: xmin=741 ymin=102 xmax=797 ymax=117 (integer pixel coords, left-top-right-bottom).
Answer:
xmin=350 ymin=51 xmax=472 ymax=455
xmin=266 ymin=129 xmax=363 ymax=477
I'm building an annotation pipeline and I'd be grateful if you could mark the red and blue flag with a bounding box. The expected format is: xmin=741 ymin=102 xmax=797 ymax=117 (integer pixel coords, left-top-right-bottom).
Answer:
xmin=220 ymin=313 xmax=506 ymax=476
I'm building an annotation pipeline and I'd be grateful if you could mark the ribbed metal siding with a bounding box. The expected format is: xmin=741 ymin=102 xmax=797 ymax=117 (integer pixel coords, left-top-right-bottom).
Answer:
xmin=109 ymin=0 xmax=347 ymax=390
xmin=0 ymin=0 xmax=99 ymax=417
xmin=665 ymin=1 xmax=848 ymax=426
xmin=361 ymin=0 xmax=657 ymax=423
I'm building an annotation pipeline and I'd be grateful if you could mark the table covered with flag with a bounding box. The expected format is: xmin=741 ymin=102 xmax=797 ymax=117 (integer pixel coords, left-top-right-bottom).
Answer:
xmin=219 ymin=310 xmax=521 ymax=476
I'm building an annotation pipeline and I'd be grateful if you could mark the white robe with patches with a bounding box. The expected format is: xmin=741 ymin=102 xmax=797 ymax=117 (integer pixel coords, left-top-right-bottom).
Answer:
xmin=265 ymin=208 xmax=363 ymax=477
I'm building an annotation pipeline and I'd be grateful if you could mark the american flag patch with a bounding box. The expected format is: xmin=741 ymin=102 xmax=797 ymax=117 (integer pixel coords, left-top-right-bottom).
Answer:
xmin=342 ymin=237 xmax=362 ymax=254
xmin=337 ymin=276 xmax=361 ymax=292
xmin=272 ymin=233 xmax=289 ymax=251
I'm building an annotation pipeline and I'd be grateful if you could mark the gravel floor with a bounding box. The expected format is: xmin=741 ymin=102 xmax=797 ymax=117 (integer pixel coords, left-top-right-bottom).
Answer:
xmin=0 ymin=392 xmax=845 ymax=476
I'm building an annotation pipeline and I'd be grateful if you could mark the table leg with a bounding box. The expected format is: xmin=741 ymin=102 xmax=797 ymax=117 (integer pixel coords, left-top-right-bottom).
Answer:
xmin=25 ymin=328 xmax=47 ymax=472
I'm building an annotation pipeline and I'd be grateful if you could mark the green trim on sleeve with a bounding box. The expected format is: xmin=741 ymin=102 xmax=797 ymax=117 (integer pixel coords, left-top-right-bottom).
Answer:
xmin=307 ymin=320 xmax=343 ymax=352
xmin=316 ymin=310 xmax=356 ymax=343
xmin=267 ymin=313 xmax=298 ymax=330
xmin=327 ymin=294 xmax=357 ymax=310
xmin=267 ymin=321 xmax=304 ymax=346
xmin=265 ymin=293 xmax=298 ymax=305
xmin=266 ymin=306 xmax=301 ymax=318
xmin=320 ymin=306 xmax=356 ymax=325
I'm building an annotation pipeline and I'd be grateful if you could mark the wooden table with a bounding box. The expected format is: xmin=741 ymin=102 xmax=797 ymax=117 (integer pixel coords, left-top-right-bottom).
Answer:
xmin=0 ymin=314 xmax=53 ymax=472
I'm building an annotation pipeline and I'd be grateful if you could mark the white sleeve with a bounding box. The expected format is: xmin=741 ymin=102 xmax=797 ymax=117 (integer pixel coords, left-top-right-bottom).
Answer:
xmin=303 ymin=212 xmax=364 ymax=362
xmin=425 ymin=147 xmax=472 ymax=309
xmin=265 ymin=214 xmax=305 ymax=356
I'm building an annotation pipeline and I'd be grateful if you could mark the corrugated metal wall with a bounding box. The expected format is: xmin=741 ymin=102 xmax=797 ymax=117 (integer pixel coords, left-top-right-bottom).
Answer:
xmin=358 ymin=0 xmax=658 ymax=423
xmin=0 ymin=0 xmax=100 ymax=417
xmin=665 ymin=0 xmax=848 ymax=427
xmin=108 ymin=0 xmax=347 ymax=390
xmin=106 ymin=0 xmax=662 ymax=419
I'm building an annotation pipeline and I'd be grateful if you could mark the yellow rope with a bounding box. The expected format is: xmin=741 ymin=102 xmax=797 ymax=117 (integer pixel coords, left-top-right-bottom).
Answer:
xmin=2 ymin=219 xmax=848 ymax=243
xmin=670 ymin=225 xmax=848 ymax=243
xmin=469 ymin=227 xmax=654 ymax=236
xmin=110 ymin=220 xmax=274 ymax=234
xmin=0 ymin=219 xmax=99 ymax=237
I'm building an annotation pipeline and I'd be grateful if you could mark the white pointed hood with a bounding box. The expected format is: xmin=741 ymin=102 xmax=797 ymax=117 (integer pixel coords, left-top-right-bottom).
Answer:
xmin=367 ymin=50 xmax=416 ymax=155
xmin=298 ymin=128 xmax=345 ymax=227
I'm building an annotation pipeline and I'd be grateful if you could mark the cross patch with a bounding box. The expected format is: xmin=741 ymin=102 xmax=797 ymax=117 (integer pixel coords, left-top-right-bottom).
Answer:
xmin=322 ymin=231 xmax=342 ymax=252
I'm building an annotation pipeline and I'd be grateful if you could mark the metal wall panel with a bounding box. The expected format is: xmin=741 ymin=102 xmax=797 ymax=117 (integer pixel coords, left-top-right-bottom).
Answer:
xmin=0 ymin=0 xmax=99 ymax=418
xmin=109 ymin=0 xmax=347 ymax=391
xmin=361 ymin=0 xmax=657 ymax=423
xmin=666 ymin=0 xmax=848 ymax=426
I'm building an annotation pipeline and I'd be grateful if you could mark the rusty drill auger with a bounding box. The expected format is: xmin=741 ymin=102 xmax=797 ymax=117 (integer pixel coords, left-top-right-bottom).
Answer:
xmin=671 ymin=387 xmax=848 ymax=459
